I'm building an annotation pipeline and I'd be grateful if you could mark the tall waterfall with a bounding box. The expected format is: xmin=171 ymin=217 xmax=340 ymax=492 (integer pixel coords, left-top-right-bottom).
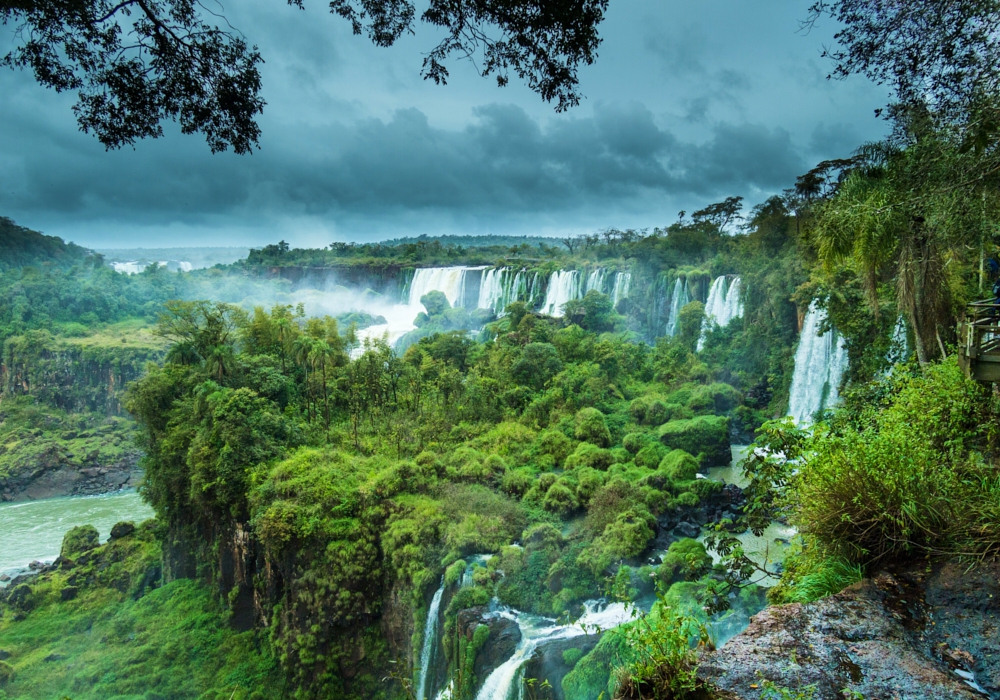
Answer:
xmin=477 ymin=269 xmax=535 ymax=315
xmin=610 ymin=272 xmax=631 ymax=307
xmin=787 ymin=302 xmax=848 ymax=426
xmin=664 ymin=278 xmax=691 ymax=337
xmin=473 ymin=601 xmax=632 ymax=700
xmin=697 ymin=276 xmax=744 ymax=350
xmin=409 ymin=267 xmax=482 ymax=308
xmin=417 ymin=579 xmax=446 ymax=700
xmin=540 ymin=270 xmax=582 ymax=317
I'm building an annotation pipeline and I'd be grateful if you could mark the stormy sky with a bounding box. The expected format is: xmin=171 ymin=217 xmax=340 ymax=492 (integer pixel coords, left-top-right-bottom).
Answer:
xmin=0 ymin=0 xmax=889 ymax=248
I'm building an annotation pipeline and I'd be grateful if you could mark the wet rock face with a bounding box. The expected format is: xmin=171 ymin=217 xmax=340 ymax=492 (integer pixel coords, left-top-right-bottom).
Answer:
xmin=699 ymin=563 xmax=1000 ymax=700
xmin=457 ymin=606 xmax=522 ymax=688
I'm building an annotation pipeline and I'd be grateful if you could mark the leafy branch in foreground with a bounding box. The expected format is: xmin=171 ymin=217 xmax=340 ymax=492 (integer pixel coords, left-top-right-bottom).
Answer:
xmin=702 ymin=419 xmax=809 ymax=613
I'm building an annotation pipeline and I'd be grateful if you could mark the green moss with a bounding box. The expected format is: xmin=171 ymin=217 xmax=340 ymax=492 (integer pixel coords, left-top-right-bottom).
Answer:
xmin=564 ymin=442 xmax=615 ymax=471
xmin=574 ymin=407 xmax=611 ymax=447
xmin=659 ymin=449 xmax=700 ymax=482
xmin=562 ymin=647 xmax=584 ymax=668
xmin=60 ymin=524 xmax=100 ymax=558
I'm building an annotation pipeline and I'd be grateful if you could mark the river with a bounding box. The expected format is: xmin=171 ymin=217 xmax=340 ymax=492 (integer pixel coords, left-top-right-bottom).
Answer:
xmin=0 ymin=490 xmax=153 ymax=582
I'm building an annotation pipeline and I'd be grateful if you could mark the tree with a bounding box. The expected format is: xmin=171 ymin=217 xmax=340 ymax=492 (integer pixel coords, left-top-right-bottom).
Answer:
xmin=2 ymin=0 xmax=609 ymax=153
xmin=808 ymin=0 xmax=1000 ymax=143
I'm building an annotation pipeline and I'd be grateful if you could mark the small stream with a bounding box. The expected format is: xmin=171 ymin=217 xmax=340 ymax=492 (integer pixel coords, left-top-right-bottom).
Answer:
xmin=0 ymin=490 xmax=153 ymax=582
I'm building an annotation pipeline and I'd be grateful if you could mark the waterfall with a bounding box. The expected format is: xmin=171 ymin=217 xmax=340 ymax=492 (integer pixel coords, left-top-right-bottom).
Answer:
xmin=664 ymin=278 xmax=690 ymax=337
xmin=697 ymin=276 xmax=744 ymax=351
xmin=610 ymin=272 xmax=631 ymax=307
xmin=474 ymin=601 xmax=632 ymax=700
xmin=787 ymin=301 xmax=848 ymax=426
xmin=409 ymin=267 xmax=483 ymax=308
xmin=887 ymin=316 xmax=909 ymax=366
xmin=585 ymin=268 xmax=607 ymax=295
xmin=477 ymin=269 xmax=534 ymax=315
xmin=417 ymin=579 xmax=446 ymax=700
xmin=540 ymin=270 xmax=582 ymax=317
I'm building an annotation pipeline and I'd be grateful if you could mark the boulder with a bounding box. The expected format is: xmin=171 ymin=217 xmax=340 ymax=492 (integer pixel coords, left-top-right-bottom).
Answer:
xmin=674 ymin=522 xmax=700 ymax=539
xmin=60 ymin=586 xmax=78 ymax=601
xmin=456 ymin=606 xmax=522 ymax=690
xmin=699 ymin=564 xmax=1000 ymax=700
xmin=110 ymin=521 xmax=136 ymax=540
xmin=60 ymin=524 xmax=100 ymax=558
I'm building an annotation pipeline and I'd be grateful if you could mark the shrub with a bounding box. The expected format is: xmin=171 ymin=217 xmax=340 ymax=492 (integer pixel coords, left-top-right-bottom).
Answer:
xmin=622 ymin=432 xmax=648 ymax=455
xmin=543 ymin=481 xmax=580 ymax=516
xmin=634 ymin=443 xmax=667 ymax=470
xmin=795 ymin=359 xmax=1000 ymax=565
xmin=564 ymin=442 xmax=615 ymax=471
xmin=686 ymin=383 xmax=742 ymax=415
xmin=445 ymin=560 xmax=467 ymax=587
xmin=501 ymin=468 xmax=534 ymax=497
xmin=61 ymin=524 xmax=100 ymax=558
xmin=658 ymin=538 xmax=712 ymax=584
xmin=577 ymin=508 xmax=655 ymax=575
xmin=657 ymin=415 xmax=731 ymax=467
xmin=534 ymin=429 xmax=576 ymax=467
xmin=575 ymin=468 xmax=606 ymax=507
xmin=659 ymin=449 xmax=699 ymax=482
xmin=563 ymin=648 xmax=584 ymax=668
xmin=574 ymin=407 xmax=612 ymax=447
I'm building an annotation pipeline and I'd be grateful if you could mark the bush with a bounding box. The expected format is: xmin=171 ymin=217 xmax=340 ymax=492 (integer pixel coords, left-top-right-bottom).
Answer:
xmin=622 ymin=432 xmax=648 ymax=455
xmin=795 ymin=359 xmax=1000 ymax=565
xmin=634 ymin=443 xmax=667 ymax=470
xmin=534 ymin=429 xmax=576 ymax=467
xmin=543 ymin=481 xmax=580 ymax=516
xmin=501 ymin=468 xmax=534 ymax=497
xmin=564 ymin=442 xmax=615 ymax=471
xmin=445 ymin=560 xmax=467 ymax=587
xmin=574 ymin=468 xmax=606 ymax=507
xmin=657 ymin=415 xmax=731 ymax=467
xmin=562 ymin=648 xmax=584 ymax=668
xmin=574 ymin=407 xmax=612 ymax=447
xmin=658 ymin=538 xmax=712 ymax=584
xmin=659 ymin=449 xmax=699 ymax=482
xmin=686 ymin=383 xmax=742 ymax=415
xmin=61 ymin=524 xmax=100 ymax=558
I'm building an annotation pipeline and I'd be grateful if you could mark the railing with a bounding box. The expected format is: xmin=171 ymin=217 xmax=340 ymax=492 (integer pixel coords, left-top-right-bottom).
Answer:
xmin=958 ymin=300 xmax=1000 ymax=381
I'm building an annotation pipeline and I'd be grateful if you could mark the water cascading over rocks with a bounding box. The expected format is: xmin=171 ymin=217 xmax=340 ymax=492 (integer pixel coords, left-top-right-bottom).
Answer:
xmin=787 ymin=301 xmax=848 ymax=426
xmin=417 ymin=579 xmax=446 ymax=700
xmin=665 ymin=278 xmax=691 ymax=337
xmin=697 ymin=276 xmax=744 ymax=350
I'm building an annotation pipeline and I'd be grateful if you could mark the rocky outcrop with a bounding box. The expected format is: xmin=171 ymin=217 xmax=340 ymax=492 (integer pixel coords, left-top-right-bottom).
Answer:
xmin=699 ymin=560 xmax=1000 ymax=699
xmin=0 ymin=448 xmax=141 ymax=502
xmin=457 ymin=606 xmax=522 ymax=688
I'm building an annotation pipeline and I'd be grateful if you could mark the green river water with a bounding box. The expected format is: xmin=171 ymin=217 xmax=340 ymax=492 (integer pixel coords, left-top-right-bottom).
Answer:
xmin=0 ymin=491 xmax=153 ymax=581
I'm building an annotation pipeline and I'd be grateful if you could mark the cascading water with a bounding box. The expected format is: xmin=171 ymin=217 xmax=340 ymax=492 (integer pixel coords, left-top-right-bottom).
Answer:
xmin=610 ymin=272 xmax=631 ymax=307
xmin=586 ymin=268 xmax=607 ymax=296
xmin=409 ymin=267 xmax=482 ymax=308
xmin=787 ymin=301 xmax=848 ymax=426
xmin=540 ymin=270 xmax=582 ymax=317
xmin=417 ymin=579 xmax=446 ymax=700
xmin=352 ymin=266 xmax=483 ymax=357
xmin=473 ymin=601 xmax=633 ymax=700
xmin=477 ymin=269 xmax=535 ymax=315
xmin=664 ymin=278 xmax=691 ymax=337
xmin=697 ymin=276 xmax=744 ymax=351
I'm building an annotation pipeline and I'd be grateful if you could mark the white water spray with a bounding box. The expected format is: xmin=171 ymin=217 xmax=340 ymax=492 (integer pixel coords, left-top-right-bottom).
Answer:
xmin=787 ymin=301 xmax=848 ymax=426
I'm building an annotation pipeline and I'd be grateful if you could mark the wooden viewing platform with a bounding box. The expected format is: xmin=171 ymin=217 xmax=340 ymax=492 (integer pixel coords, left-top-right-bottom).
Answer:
xmin=958 ymin=300 xmax=1000 ymax=382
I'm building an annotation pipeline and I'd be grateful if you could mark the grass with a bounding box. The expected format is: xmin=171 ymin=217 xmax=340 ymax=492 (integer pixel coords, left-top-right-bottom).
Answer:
xmin=63 ymin=319 xmax=167 ymax=350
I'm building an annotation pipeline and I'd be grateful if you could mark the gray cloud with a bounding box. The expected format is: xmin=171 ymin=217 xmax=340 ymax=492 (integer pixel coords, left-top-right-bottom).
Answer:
xmin=0 ymin=0 xmax=889 ymax=246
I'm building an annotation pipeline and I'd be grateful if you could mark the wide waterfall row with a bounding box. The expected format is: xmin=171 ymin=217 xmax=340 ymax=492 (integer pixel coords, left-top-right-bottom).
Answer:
xmin=697 ymin=276 xmax=744 ymax=351
xmin=787 ymin=302 xmax=848 ymax=426
xmin=476 ymin=268 xmax=543 ymax=314
xmin=539 ymin=269 xmax=631 ymax=317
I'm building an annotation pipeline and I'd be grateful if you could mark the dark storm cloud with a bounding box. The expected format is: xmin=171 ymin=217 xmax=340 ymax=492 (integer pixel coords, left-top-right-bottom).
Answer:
xmin=0 ymin=95 xmax=806 ymax=231
xmin=0 ymin=0 xmax=888 ymax=245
